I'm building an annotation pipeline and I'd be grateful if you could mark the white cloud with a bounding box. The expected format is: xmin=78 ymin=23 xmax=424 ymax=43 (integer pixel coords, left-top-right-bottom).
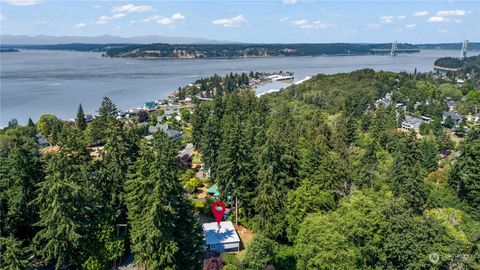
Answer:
xmin=436 ymin=10 xmax=466 ymax=16
xmin=293 ymin=19 xmax=331 ymax=29
xmin=112 ymin=4 xmax=152 ymax=13
xmin=380 ymin=15 xmax=394 ymax=23
xmin=283 ymin=0 xmax=298 ymax=4
xmin=3 ymin=0 xmax=41 ymax=5
xmin=212 ymin=15 xmax=247 ymax=27
xmin=428 ymin=16 xmax=448 ymax=23
xmin=367 ymin=23 xmax=380 ymax=28
xmin=454 ymin=19 xmax=462 ymax=23
xmin=437 ymin=29 xmax=448 ymax=33
xmin=0 ymin=14 xmax=5 ymax=21
xmin=171 ymin=13 xmax=185 ymax=20
xmin=97 ymin=13 xmax=126 ymax=24
xmin=405 ymin=24 xmax=416 ymax=28
xmin=292 ymin=19 xmax=308 ymax=26
xmin=140 ymin=13 xmax=185 ymax=25
xmin=279 ymin=17 xmax=289 ymax=22
xmin=157 ymin=17 xmax=174 ymax=25
xmin=93 ymin=5 xmax=101 ymax=9
xmin=74 ymin=22 xmax=86 ymax=28
xmin=397 ymin=15 xmax=406 ymax=20
xmin=413 ymin=11 xmax=429 ymax=17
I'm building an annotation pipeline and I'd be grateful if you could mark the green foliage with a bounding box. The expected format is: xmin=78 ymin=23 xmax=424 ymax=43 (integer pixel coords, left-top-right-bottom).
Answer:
xmin=449 ymin=128 xmax=480 ymax=211
xmin=388 ymin=133 xmax=428 ymax=213
xmin=32 ymin=138 xmax=98 ymax=269
xmin=76 ymin=103 xmax=87 ymax=130
xmin=0 ymin=132 xmax=43 ymax=240
xmin=126 ymin=132 xmax=203 ymax=269
xmin=36 ymin=114 xmax=63 ymax=144
xmin=0 ymin=237 xmax=31 ymax=270
xmin=243 ymin=234 xmax=277 ymax=270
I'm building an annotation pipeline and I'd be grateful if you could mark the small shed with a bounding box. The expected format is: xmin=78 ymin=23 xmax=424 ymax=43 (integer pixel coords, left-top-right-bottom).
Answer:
xmin=202 ymin=221 xmax=240 ymax=253
xmin=207 ymin=184 xmax=220 ymax=197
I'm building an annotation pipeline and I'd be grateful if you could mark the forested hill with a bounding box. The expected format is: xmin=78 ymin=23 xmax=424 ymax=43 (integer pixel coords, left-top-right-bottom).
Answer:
xmin=434 ymin=55 xmax=480 ymax=74
xmin=104 ymin=43 xmax=419 ymax=58
xmin=2 ymin=68 xmax=480 ymax=269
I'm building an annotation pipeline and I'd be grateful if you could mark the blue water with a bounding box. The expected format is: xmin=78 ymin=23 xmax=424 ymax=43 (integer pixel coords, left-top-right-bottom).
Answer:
xmin=1 ymin=49 xmax=476 ymax=125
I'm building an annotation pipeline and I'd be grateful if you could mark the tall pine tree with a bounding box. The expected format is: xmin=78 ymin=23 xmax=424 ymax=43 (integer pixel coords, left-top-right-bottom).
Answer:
xmin=76 ymin=103 xmax=87 ymax=130
xmin=126 ymin=132 xmax=202 ymax=269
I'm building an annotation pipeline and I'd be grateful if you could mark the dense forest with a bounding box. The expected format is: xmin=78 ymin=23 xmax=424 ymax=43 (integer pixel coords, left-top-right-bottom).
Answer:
xmin=1 ymin=65 xmax=480 ymax=269
xmin=435 ymin=55 xmax=480 ymax=75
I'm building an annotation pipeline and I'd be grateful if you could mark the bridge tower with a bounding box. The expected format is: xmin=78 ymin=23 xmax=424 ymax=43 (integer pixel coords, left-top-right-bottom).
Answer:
xmin=461 ymin=40 xmax=468 ymax=59
xmin=390 ymin=41 xmax=398 ymax=56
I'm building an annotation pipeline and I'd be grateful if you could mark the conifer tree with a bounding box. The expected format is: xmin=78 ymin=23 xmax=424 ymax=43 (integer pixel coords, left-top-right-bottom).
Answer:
xmin=126 ymin=132 xmax=202 ymax=269
xmin=99 ymin=96 xmax=118 ymax=118
xmin=76 ymin=103 xmax=87 ymax=130
xmin=252 ymin=134 xmax=288 ymax=239
xmin=449 ymin=128 xmax=480 ymax=211
xmin=356 ymin=139 xmax=380 ymax=189
xmin=0 ymin=143 xmax=43 ymax=240
xmin=98 ymin=121 xmax=130 ymax=212
xmin=0 ymin=236 xmax=31 ymax=270
xmin=27 ymin=118 xmax=35 ymax=128
xmin=33 ymin=137 xmax=98 ymax=269
xmin=388 ymin=133 xmax=428 ymax=213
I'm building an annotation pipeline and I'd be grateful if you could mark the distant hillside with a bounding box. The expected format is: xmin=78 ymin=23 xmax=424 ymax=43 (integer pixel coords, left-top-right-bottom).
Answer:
xmin=416 ymin=42 xmax=480 ymax=50
xmin=104 ymin=43 xmax=420 ymax=58
xmin=1 ymin=43 xmax=130 ymax=52
xmin=0 ymin=34 xmax=231 ymax=45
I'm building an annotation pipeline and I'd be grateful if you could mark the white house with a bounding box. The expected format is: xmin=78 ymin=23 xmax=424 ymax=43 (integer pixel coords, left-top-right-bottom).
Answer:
xmin=401 ymin=115 xmax=424 ymax=131
xmin=202 ymin=221 xmax=240 ymax=253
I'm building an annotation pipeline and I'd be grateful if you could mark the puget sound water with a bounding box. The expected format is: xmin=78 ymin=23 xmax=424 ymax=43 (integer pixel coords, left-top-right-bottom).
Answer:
xmin=1 ymin=49 xmax=477 ymax=125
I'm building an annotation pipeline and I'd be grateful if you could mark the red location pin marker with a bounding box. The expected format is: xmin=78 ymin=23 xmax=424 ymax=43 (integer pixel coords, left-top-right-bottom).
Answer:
xmin=211 ymin=201 xmax=226 ymax=228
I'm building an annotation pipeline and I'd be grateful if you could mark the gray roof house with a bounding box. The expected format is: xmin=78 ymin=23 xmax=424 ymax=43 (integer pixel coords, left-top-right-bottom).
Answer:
xmin=203 ymin=221 xmax=240 ymax=253
xmin=442 ymin=111 xmax=463 ymax=125
xmin=401 ymin=115 xmax=424 ymax=131
xmin=148 ymin=124 xmax=183 ymax=140
xmin=36 ymin=134 xmax=49 ymax=147
xmin=446 ymin=100 xmax=457 ymax=111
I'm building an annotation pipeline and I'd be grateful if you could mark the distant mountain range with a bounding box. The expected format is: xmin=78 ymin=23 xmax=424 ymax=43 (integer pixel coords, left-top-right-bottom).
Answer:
xmin=0 ymin=34 xmax=234 ymax=45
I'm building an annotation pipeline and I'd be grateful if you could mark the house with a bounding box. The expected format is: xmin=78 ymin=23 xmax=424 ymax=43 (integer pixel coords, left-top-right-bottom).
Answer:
xmin=401 ymin=115 xmax=424 ymax=131
xmin=143 ymin=101 xmax=156 ymax=111
xmin=202 ymin=221 xmax=240 ymax=253
xmin=36 ymin=134 xmax=49 ymax=147
xmin=442 ymin=111 xmax=463 ymax=126
xmin=85 ymin=114 xmax=94 ymax=123
xmin=148 ymin=124 xmax=183 ymax=140
xmin=446 ymin=100 xmax=457 ymax=111
xmin=375 ymin=92 xmax=393 ymax=107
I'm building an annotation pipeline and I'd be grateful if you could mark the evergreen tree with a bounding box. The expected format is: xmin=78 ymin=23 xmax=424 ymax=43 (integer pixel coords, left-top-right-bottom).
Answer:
xmin=0 ymin=236 xmax=31 ymax=270
xmin=33 ymin=140 xmax=98 ymax=269
xmin=27 ymin=118 xmax=35 ymax=128
xmin=76 ymin=103 xmax=87 ymax=130
xmin=98 ymin=121 xmax=130 ymax=212
xmin=356 ymin=138 xmax=380 ymax=189
xmin=388 ymin=133 xmax=428 ymax=213
xmin=448 ymin=128 xmax=480 ymax=211
xmin=0 ymin=143 xmax=43 ymax=240
xmin=99 ymin=96 xmax=118 ymax=117
xmin=126 ymin=132 xmax=202 ymax=269
xmin=252 ymin=135 xmax=288 ymax=239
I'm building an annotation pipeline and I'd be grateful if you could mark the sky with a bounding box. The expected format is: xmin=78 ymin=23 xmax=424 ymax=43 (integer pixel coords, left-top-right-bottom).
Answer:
xmin=0 ymin=0 xmax=479 ymax=43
